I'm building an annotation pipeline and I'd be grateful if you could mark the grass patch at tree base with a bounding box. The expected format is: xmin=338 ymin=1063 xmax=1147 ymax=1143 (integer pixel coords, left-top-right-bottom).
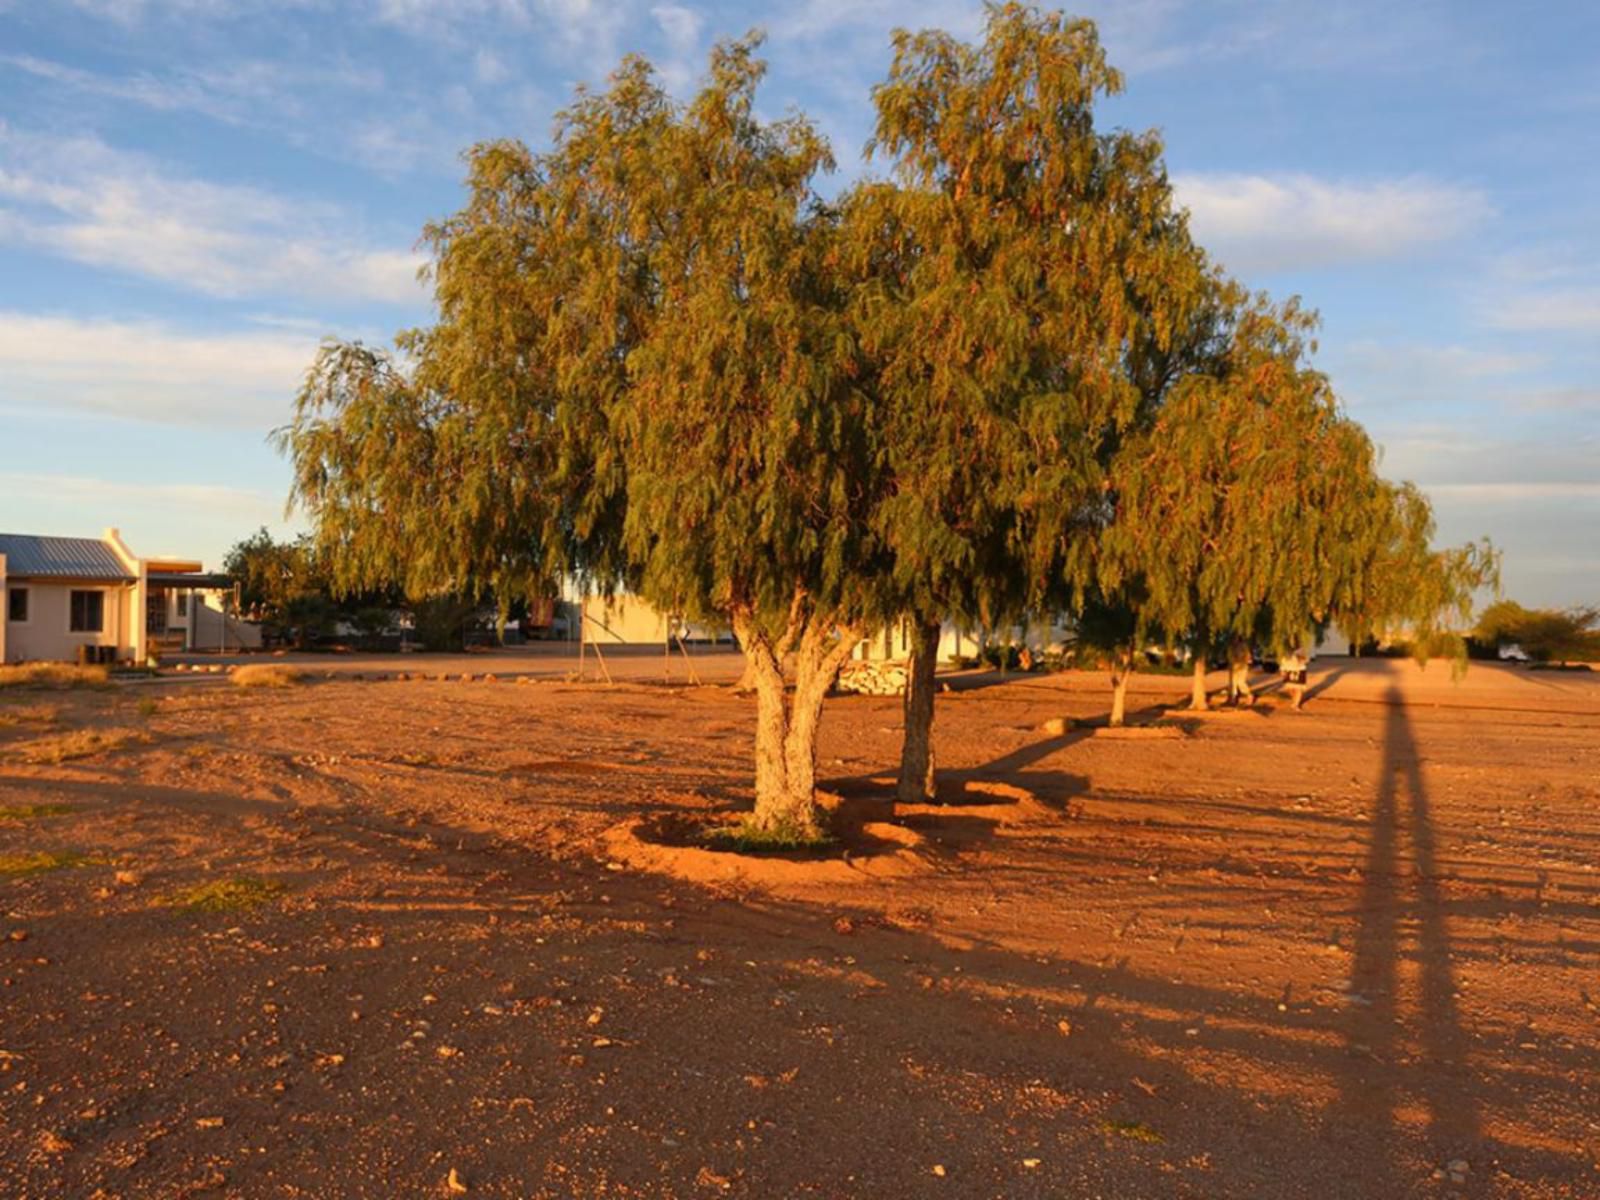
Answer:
xmin=704 ymin=814 xmax=838 ymax=854
xmin=166 ymin=876 xmax=286 ymax=912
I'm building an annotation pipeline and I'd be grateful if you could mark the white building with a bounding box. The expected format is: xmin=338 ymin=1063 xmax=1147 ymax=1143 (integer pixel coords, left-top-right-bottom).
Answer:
xmin=0 ymin=528 xmax=254 ymax=665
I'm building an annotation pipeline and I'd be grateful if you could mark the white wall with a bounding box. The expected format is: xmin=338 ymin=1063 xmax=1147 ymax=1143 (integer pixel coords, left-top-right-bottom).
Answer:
xmin=2 ymin=580 xmax=135 ymax=663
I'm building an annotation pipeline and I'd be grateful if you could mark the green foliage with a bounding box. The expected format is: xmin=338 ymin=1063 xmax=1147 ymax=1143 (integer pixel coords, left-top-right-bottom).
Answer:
xmin=1476 ymin=601 xmax=1600 ymax=662
xmin=166 ymin=876 xmax=286 ymax=912
xmin=845 ymin=3 xmax=1204 ymax=632
xmin=0 ymin=850 xmax=93 ymax=877
xmin=282 ymin=38 xmax=873 ymax=645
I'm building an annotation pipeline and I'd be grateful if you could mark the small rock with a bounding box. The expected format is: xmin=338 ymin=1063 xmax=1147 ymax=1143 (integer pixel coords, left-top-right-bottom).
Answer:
xmin=447 ymin=1167 xmax=469 ymax=1193
xmin=1057 ymin=1019 xmax=1072 ymax=1037
xmin=1022 ymin=1158 xmax=1041 ymax=1169
xmin=114 ymin=870 xmax=142 ymax=887
xmin=195 ymin=1116 xmax=224 ymax=1129
xmin=1040 ymin=716 xmax=1072 ymax=735
xmin=931 ymin=1164 xmax=946 ymax=1177
xmin=7 ymin=930 xmax=27 ymax=943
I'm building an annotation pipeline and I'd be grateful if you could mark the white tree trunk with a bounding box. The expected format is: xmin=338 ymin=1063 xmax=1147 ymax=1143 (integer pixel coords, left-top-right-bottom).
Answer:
xmin=1190 ymin=654 xmax=1209 ymax=711
xmin=734 ymin=604 xmax=860 ymax=838
xmin=1109 ymin=648 xmax=1133 ymax=728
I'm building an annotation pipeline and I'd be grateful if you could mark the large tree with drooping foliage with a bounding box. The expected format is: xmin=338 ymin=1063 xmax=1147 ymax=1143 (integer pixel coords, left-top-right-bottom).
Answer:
xmin=282 ymin=40 xmax=886 ymax=840
xmin=844 ymin=3 xmax=1208 ymax=798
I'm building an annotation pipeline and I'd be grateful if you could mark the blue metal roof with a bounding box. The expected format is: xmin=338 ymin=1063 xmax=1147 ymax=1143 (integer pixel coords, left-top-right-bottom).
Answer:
xmin=0 ymin=533 xmax=134 ymax=580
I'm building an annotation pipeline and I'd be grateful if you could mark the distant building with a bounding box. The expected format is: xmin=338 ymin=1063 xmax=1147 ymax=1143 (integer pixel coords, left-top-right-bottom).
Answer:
xmin=579 ymin=593 xmax=730 ymax=644
xmin=0 ymin=527 xmax=256 ymax=664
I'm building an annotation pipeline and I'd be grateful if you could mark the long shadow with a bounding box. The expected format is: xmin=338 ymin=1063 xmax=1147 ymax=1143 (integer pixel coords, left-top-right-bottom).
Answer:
xmin=1339 ymin=684 xmax=1480 ymax=1182
xmin=1305 ymin=659 xmax=1358 ymax=702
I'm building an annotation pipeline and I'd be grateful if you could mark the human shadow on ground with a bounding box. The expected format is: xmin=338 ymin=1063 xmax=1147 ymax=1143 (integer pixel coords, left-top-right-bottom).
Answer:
xmin=1338 ymin=684 xmax=1481 ymax=1186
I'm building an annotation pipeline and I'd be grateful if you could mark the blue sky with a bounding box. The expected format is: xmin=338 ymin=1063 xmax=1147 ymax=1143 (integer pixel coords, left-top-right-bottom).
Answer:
xmin=1 ymin=0 xmax=1596 ymax=607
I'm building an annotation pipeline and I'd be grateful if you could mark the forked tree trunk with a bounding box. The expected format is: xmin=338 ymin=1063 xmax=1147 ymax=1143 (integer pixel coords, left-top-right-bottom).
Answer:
xmin=896 ymin=616 xmax=943 ymax=806
xmin=1190 ymin=654 xmax=1210 ymax=711
xmin=734 ymin=606 xmax=860 ymax=838
xmin=1109 ymin=647 xmax=1134 ymax=728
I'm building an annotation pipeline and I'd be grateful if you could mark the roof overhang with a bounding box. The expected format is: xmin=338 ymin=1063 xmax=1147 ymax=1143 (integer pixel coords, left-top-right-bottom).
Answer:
xmin=147 ymin=572 xmax=233 ymax=589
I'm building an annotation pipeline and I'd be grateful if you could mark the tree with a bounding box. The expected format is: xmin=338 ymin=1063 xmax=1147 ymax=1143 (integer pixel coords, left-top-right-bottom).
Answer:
xmin=281 ymin=40 xmax=883 ymax=840
xmin=1326 ymin=468 xmax=1500 ymax=665
xmin=1096 ymin=279 xmax=1498 ymax=718
xmin=1476 ymin=600 xmax=1600 ymax=662
xmin=846 ymin=3 xmax=1206 ymax=796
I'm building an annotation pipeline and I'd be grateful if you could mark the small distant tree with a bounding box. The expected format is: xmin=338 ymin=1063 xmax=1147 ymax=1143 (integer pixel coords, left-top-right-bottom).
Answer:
xmin=1329 ymin=471 xmax=1500 ymax=666
xmin=1101 ymin=290 xmax=1333 ymax=712
xmin=1476 ymin=601 xmax=1599 ymax=662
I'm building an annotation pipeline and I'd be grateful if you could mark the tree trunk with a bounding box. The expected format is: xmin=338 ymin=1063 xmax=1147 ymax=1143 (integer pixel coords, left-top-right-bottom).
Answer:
xmin=1109 ymin=648 xmax=1133 ymax=727
xmin=734 ymin=606 xmax=860 ymax=838
xmin=1190 ymin=654 xmax=1209 ymax=711
xmin=1227 ymin=639 xmax=1254 ymax=706
xmin=896 ymin=616 xmax=942 ymax=806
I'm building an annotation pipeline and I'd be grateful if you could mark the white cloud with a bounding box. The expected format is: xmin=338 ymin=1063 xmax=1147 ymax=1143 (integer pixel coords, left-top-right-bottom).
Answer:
xmin=1173 ymin=172 xmax=1490 ymax=274
xmin=0 ymin=127 xmax=426 ymax=305
xmin=1487 ymin=287 xmax=1600 ymax=334
xmin=0 ymin=471 xmax=274 ymax=518
xmin=1342 ymin=341 xmax=1538 ymax=382
xmin=650 ymin=3 xmax=704 ymax=91
xmin=0 ymin=311 xmax=322 ymax=428
xmin=1424 ymin=482 xmax=1600 ymax=501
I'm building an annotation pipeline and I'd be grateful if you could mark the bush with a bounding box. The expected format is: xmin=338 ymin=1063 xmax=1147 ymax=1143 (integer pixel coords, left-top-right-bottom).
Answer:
xmin=0 ymin=663 xmax=110 ymax=690
xmin=978 ymin=643 xmax=1023 ymax=671
xmin=231 ymin=664 xmax=305 ymax=689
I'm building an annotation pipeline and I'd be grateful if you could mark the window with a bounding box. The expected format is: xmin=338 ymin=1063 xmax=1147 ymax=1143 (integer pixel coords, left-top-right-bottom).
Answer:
xmin=69 ymin=590 xmax=104 ymax=633
xmin=6 ymin=587 xmax=27 ymax=623
xmin=176 ymin=591 xmax=189 ymax=618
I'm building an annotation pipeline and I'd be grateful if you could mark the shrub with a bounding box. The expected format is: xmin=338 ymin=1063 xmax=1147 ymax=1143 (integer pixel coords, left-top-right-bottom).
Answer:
xmin=231 ymin=664 xmax=305 ymax=689
xmin=14 ymin=728 xmax=145 ymax=764
xmin=0 ymin=663 xmax=110 ymax=690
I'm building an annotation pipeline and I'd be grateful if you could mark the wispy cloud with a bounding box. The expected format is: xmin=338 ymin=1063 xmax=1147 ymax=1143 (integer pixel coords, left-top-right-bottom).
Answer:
xmin=0 ymin=127 xmax=426 ymax=305
xmin=0 ymin=471 xmax=274 ymax=516
xmin=1487 ymin=287 xmax=1600 ymax=334
xmin=0 ymin=310 xmax=322 ymax=428
xmin=1423 ymin=481 xmax=1600 ymax=501
xmin=1174 ymin=172 xmax=1491 ymax=274
xmin=1341 ymin=340 xmax=1538 ymax=382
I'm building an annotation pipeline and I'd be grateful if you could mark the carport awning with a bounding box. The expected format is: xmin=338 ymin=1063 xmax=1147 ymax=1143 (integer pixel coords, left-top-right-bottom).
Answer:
xmin=147 ymin=572 xmax=233 ymax=589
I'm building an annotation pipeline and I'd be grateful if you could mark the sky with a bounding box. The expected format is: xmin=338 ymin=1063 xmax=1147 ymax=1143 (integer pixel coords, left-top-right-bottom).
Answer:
xmin=1 ymin=0 xmax=1596 ymax=608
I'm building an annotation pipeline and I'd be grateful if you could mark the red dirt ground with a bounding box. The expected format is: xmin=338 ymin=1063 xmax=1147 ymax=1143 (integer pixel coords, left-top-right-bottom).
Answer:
xmin=1 ymin=657 xmax=1596 ymax=1199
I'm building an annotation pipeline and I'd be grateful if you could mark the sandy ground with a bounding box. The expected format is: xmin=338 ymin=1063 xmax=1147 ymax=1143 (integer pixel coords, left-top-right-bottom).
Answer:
xmin=1 ymin=657 xmax=1596 ymax=1199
